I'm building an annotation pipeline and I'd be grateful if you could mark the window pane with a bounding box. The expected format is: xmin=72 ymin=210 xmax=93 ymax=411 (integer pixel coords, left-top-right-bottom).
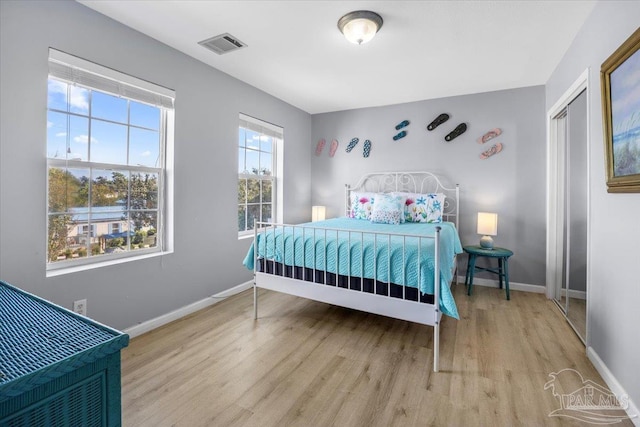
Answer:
xmin=69 ymin=85 xmax=89 ymax=115
xmin=47 ymin=79 xmax=68 ymax=111
xmin=261 ymin=135 xmax=272 ymax=153
xmin=238 ymin=147 xmax=245 ymax=173
xmin=238 ymin=179 xmax=247 ymax=204
xmin=247 ymin=178 xmax=260 ymax=203
xmin=90 ymin=119 xmax=127 ymax=164
xmin=130 ymin=101 xmax=160 ymax=130
xmin=245 ymin=149 xmax=259 ymax=174
xmin=68 ymin=115 xmax=89 ymax=161
xmin=47 ymin=214 xmax=74 ymax=262
xmin=47 ymin=111 xmax=68 ymax=159
xmin=238 ymin=127 xmax=246 ymax=148
xmin=247 ymin=204 xmax=260 ymax=230
xmin=261 ymin=204 xmax=272 ymax=223
xmin=48 ymin=167 xmax=88 ymax=212
xmin=130 ymin=172 xmax=159 ymax=210
xmin=129 ymin=128 xmax=159 ymax=167
xmin=131 ymin=211 xmax=157 ymax=249
xmin=245 ymin=129 xmax=260 ymax=150
xmin=91 ymin=169 xmax=128 ymax=207
xmin=260 ymin=152 xmax=272 ymax=175
xmin=262 ymin=180 xmax=272 ymax=203
xmin=104 ymin=230 xmax=129 ymax=255
xmin=238 ymin=205 xmax=246 ymax=232
xmin=91 ymin=207 xmax=127 ymax=242
xmin=91 ymin=91 xmax=128 ymax=123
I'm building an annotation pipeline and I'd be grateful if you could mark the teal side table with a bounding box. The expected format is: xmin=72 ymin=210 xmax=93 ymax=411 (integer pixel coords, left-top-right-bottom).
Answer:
xmin=463 ymin=245 xmax=514 ymax=300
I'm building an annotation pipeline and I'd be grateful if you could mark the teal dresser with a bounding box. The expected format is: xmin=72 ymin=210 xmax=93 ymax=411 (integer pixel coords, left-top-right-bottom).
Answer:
xmin=0 ymin=281 xmax=129 ymax=426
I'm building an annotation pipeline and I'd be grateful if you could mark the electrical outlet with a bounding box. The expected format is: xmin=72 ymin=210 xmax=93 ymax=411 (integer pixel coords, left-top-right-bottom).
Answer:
xmin=73 ymin=299 xmax=87 ymax=316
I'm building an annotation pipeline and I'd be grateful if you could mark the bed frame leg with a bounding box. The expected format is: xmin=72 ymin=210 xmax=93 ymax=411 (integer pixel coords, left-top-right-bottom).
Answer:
xmin=253 ymin=283 xmax=258 ymax=320
xmin=434 ymin=316 xmax=440 ymax=372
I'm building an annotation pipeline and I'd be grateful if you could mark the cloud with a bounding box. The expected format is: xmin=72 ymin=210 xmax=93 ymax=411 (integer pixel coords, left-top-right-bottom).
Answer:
xmin=73 ymin=134 xmax=98 ymax=144
xmin=69 ymin=86 xmax=89 ymax=111
xmin=48 ymin=79 xmax=89 ymax=111
xmin=55 ymin=132 xmax=67 ymax=137
xmin=140 ymin=150 xmax=151 ymax=157
xmin=47 ymin=121 xmax=53 ymax=128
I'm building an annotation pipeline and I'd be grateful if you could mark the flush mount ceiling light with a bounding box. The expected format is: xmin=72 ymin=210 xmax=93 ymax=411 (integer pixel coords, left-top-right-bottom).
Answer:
xmin=337 ymin=10 xmax=383 ymax=45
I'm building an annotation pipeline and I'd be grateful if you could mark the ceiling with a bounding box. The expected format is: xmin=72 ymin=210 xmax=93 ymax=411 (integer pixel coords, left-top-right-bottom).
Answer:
xmin=77 ymin=1 xmax=597 ymax=115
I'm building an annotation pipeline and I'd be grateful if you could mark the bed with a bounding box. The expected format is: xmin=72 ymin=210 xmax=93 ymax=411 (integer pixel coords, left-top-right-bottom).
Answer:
xmin=243 ymin=171 xmax=462 ymax=372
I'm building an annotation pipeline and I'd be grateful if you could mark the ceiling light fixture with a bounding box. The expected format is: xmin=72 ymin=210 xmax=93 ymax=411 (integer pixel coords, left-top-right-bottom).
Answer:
xmin=337 ymin=10 xmax=383 ymax=45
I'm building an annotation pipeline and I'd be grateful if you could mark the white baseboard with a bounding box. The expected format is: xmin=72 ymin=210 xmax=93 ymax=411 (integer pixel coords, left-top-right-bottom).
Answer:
xmin=123 ymin=280 xmax=253 ymax=338
xmin=587 ymin=346 xmax=639 ymax=425
xmin=456 ymin=277 xmax=545 ymax=294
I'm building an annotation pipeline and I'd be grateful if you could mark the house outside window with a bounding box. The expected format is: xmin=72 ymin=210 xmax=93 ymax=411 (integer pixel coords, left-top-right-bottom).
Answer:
xmin=237 ymin=114 xmax=283 ymax=236
xmin=46 ymin=49 xmax=174 ymax=271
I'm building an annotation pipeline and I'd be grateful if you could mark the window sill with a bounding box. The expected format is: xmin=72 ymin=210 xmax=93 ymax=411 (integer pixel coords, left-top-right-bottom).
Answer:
xmin=46 ymin=250 xmax=173 ymax=278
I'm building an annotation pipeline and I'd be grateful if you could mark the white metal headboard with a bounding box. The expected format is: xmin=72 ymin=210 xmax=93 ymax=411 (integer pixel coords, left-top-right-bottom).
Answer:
xmin=345 ymin=171 xmax=460 ymax=229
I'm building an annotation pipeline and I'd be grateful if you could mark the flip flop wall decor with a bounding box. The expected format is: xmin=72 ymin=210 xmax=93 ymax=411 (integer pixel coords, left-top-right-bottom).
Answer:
xmin=345 ymin=137 xmax=359 ymax=153
xmin=427 ymin=113 xmax=449 ymax=131
xmin=445 ymin=123 xmax=467 ymax=141
xmin=480 ymin=143 xmax=503 ymax=159
xmin=329 ymin=139 xmax=339 ymax=157
xmin=477 ymin=128 xmax=502 ymax=144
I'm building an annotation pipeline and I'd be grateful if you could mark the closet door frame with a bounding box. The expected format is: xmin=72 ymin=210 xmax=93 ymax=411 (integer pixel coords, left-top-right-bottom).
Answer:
xmin=545 ymin=68 xmax=591 ymax=346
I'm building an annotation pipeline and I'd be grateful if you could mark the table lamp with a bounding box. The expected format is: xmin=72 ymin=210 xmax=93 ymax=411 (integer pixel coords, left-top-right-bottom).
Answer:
xmin=312 ymin=205 xmax=326 ymax=222
xmin=477 ymin=212 xmax=498 ymax=249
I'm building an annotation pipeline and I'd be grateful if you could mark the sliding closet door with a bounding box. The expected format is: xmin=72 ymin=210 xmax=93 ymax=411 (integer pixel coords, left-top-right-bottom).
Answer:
xmin=565 ymin=89 xmax=588 ymax=340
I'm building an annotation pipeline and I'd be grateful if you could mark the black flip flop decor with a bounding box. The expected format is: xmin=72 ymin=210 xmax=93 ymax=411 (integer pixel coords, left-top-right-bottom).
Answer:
xmin=445 ymin=123 xmax=467 ymax=142
xmin=427 ymin=113 xmax=449 ymax=131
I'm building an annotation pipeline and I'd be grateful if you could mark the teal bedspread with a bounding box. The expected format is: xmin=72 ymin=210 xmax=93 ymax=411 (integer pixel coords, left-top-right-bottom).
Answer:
xmin=243 ymin=218 xmax=462 ymax=319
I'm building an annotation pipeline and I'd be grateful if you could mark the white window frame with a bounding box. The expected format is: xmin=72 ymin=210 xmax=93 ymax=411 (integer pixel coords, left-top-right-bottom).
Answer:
xmin=238 ymin=114 xmax=283 ymax=238
xmin=46 ymin=49 xmax=175 ymax=276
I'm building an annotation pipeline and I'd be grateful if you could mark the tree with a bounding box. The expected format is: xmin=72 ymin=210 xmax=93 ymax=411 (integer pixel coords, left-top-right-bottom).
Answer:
xmin=129 ymin=173 xmax=158 ymax=231
xmin=47 ymin=168 xmax=81 ymax=261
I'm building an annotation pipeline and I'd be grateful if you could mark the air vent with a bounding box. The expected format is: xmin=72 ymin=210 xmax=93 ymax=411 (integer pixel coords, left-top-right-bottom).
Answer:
xmin=198 ymin=33 xmax=247 ymax=55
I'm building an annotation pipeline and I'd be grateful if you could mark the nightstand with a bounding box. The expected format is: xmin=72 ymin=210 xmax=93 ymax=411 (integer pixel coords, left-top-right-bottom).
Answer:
xmin=463 ymin=245 xmax=513 ymax=300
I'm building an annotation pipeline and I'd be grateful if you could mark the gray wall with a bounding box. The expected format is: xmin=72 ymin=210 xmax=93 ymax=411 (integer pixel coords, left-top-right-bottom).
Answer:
xmin=311 ymin=86 xmax=547 ymax=286
xmin=0 ymin=0 xmax=311 ymax=330
xmin=546 ymin=0 xmax=640 ymax=410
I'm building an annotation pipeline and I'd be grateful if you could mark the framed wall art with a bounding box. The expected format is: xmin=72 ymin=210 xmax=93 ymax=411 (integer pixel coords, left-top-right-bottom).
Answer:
xmin=601 ymin=27 xmax=640 ymax=193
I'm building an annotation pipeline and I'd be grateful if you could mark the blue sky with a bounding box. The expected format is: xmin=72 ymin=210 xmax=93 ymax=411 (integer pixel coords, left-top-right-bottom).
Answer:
xmin=47 ymin=78 xmax=161 ymax=168
xmin=238 ymin=127 xmax=273 ymax=174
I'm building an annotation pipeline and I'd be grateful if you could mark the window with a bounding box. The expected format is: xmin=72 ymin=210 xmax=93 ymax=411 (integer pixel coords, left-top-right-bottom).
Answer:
xmin=46 ymin=49 xmax=174 ymax=270
xmin=110 ymin=223 xmax=121 ymax=234
xmin=237 ymin=114 xmax=282 ymax=236
xmin=79 ymin=225 xmax=96 ymax=238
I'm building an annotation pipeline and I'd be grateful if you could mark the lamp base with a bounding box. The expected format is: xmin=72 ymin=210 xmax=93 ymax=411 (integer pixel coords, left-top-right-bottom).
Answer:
xmin=479 ymin=235 xmax=494 ymax=249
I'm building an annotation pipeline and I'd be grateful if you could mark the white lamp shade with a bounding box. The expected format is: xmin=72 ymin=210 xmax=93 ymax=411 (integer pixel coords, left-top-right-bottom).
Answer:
xmin=477 ymin=212 xmax=498 ymax=236
xmin=312 ymin=205 xmax=326 ymax=222
xmin=342 ymin=18 xmax=378 ymax=44
xmin=338 ymin=11 xmax=383 ymax=45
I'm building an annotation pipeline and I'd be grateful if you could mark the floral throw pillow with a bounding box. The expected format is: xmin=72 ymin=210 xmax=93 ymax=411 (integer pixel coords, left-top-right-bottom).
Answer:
xmin=349 ymin=192 xmax=376 ymax=220
xmin=404 ymin=193 xmax=445 ymax=223
xmin=370 ymin=193 xmax=405 ymax=225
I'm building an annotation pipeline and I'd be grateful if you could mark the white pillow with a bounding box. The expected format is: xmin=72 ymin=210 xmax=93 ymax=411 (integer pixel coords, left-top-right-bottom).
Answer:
xmin=370 ymin=193 xmax=405 ymax=225
xmin=349 ymin=192 xmax=376 ymax=220
xmin=403 ymin=193 xmax=446 ymax=223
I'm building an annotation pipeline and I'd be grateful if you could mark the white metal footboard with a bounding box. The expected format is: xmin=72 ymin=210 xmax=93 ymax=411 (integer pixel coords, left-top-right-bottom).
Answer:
xmin=252 ymin=222 xmax=447 ymax=372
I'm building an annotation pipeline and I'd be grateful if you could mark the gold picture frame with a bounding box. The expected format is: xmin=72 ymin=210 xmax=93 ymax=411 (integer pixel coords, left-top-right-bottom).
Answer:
xmin=601 ymin=27 xmax=640 ymax=193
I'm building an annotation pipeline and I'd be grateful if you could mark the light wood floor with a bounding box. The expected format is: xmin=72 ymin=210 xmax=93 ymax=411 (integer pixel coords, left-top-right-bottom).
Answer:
xmin=121 ymin=284 xmax=633 ymax=426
